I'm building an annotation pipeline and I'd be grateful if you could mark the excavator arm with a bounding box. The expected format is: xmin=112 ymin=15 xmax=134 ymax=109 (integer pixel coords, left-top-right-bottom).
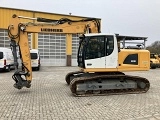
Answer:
xmin=8 ymin=14 xmax=100 ymax=89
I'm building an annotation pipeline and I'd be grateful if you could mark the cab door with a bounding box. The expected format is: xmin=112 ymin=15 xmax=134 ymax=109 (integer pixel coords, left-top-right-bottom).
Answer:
xmin=84 ymin=36 xmax=106 ymax=68
xmin=84 ymin=35 xmax=118 ymax=69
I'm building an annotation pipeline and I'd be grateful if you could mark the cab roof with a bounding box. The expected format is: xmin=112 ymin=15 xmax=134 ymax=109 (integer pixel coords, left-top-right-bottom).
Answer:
xmin=84 ymin=33 xmax=148 ymax=41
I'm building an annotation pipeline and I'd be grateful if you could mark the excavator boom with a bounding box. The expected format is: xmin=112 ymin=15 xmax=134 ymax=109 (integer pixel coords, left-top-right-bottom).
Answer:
xmin=8 ymin=14 xmax=100 ymax=89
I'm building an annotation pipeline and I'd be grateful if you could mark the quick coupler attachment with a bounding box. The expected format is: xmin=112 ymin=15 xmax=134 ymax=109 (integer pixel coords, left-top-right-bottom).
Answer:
xmin=12 ymin=71 xmax=31 ymax=89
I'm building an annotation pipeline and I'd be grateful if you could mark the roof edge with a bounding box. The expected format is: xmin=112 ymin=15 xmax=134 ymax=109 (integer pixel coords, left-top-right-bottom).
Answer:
xmin=0 ymin=6 xmax=101 ymax=19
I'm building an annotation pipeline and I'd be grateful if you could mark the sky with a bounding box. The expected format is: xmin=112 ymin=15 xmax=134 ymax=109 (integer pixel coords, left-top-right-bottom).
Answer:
xmin=1 ymin=0 xmax=160 ymax=46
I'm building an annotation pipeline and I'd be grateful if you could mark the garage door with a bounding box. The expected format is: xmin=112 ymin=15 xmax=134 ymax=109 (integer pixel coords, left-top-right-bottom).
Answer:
xmin=0 ymin=29 xmax=11 ymax=48
xmin=38 ymin=33 xmax=66 ymax=66
xmin=0 ymin=29 xmax=32 ymax=49
xmin=71 ymin=34 xmax=79 ymax=66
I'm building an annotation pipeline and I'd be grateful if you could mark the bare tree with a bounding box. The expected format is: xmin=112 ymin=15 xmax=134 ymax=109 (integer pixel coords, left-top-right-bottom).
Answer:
xmin=146 ymin=41 xmax=160 ymax=54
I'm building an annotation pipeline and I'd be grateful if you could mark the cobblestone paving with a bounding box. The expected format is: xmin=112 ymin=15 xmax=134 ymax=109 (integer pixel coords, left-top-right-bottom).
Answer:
xmin=0 ymin=67 xmax=160 ymax=120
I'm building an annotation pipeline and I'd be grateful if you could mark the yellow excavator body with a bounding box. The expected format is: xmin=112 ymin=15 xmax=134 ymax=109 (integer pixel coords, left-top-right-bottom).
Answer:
xmin=8 ymin=14 xmax=150 ymax=97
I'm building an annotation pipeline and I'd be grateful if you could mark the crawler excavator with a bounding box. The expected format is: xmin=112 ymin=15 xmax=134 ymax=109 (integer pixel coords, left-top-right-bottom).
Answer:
xmin=8 ymin=14 xmax=150 ymax=97
xmin=7 ymin=14 xmax=100 ymax=89
xmin=66 ymin=34 xmax=150 ymax=96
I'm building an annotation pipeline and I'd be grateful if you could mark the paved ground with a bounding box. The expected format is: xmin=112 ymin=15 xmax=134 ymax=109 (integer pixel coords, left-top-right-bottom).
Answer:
xmin=0 ymin=67 xmax=160 ymax=120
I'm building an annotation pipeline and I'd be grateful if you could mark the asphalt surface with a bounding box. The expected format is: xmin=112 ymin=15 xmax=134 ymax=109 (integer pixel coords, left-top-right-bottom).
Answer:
xmin=0 ymin=67 xmax=160 ymax=120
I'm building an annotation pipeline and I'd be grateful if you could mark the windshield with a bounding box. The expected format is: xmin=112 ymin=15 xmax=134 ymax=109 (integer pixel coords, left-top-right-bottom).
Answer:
xmin=31 ymin=53 xmax=38 ymax=59
xmin=85 ymin=36 xmax=105 ymax=59
xmin=0 ymin=52 xmax=3 ymax=59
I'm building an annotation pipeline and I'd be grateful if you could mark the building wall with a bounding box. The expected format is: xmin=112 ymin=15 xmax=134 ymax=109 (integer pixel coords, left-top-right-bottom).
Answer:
xmin=0 ymin=8 xmax=33 ymax=29
xmin=0 ymin=7 xmax=101 ymax=66
xmin=0 ymin=7 xmax=89 ymax=29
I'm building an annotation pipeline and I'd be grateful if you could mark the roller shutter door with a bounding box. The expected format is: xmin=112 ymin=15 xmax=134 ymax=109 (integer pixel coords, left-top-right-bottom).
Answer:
xmin=0 ymin=29 xmax=10 ymax=48
xmin=0 ymin=29 xmax=32 ymax=49
xmin=38 ymin=33 xmax=66 ymax=66
xmin=71 ymin=34 xmax=79 ymax=66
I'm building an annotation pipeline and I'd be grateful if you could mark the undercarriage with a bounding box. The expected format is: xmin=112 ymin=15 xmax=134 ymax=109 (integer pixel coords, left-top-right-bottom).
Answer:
xmin=65 ymin=71 xmax=150 ymax=96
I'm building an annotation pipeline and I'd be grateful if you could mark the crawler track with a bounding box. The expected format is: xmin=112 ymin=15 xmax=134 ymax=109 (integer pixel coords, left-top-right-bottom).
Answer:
xmin=70 ymin=74 xmax=150 ymax=97
xmin=65 ymin=71 xmax=83 ymax=85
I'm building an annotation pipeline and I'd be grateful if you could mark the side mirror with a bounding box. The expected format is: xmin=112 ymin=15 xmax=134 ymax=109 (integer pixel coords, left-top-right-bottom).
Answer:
xmin=79 ymin=34 xmax=85 ymax=44
xmin=79 ymin=34 xmax=85 ymax=39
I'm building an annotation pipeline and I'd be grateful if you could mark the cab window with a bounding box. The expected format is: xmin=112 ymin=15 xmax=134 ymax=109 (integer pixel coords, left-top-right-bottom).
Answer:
xmin=31 ymin=53 xmax=38 ymax=59
xmin=0 ymin=52 xmax=3 ymax=59
xmin=106 ymin=36 xmax=114 ymax=56
xmin=85 ymin=36 xmax=105 ymax=59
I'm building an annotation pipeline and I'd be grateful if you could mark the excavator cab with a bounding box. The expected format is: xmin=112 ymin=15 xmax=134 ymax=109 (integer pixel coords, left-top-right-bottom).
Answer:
xmin=77 ymin=33 xmax=117 ymax=69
